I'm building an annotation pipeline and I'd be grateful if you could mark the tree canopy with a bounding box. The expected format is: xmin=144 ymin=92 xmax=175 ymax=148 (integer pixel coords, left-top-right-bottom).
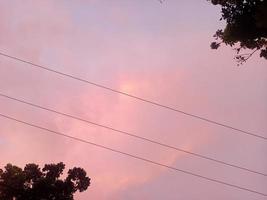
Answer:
xmin=209 ymin=0 xmax=267 ymax=64
xmin=0 ymin=162 xmax=90 ymax=200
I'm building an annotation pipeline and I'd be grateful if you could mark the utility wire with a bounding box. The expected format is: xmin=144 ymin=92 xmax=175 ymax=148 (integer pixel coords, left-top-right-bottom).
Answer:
xmin=0 ymin=52 xmax=266 ymax=141
xmin=0 ymin=113 xmax=266 ymax=197
xmin=0 ymin=92 xmax=266 ymax=177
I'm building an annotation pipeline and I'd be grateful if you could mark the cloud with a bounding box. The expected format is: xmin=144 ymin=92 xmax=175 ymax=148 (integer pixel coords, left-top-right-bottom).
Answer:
xmin=0 ymin=1 xmax=266 ymax=200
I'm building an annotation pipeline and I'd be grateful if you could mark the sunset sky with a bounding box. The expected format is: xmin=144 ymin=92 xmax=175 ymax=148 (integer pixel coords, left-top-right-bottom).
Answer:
xmin=0 ymin=0 xmax=267 ymax=199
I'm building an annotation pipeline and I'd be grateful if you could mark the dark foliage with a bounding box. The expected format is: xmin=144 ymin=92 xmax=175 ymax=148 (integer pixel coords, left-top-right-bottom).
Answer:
xmin=0 ymin=162 xmax=90 ymax=200
xmin=209 ymin=0 xmax=267 ymax=64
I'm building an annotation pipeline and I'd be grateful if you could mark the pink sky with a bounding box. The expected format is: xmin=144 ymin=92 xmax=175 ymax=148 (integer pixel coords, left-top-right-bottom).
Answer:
xmin=0 ymin=1 xmax=266 ymax=199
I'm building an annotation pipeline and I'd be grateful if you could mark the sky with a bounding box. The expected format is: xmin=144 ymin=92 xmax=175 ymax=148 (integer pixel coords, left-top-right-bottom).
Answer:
xmin=0 ymin=0 xmax=266 ymax=199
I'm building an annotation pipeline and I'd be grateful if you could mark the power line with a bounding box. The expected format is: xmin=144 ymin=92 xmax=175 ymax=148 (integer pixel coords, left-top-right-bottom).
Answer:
xmin=0 ymin=113 xmax=266 ymax=197
xmin=0 ymin=52 xmax=266 ymax=141
xmin=0 ymin=93 xmax=266 ymax=177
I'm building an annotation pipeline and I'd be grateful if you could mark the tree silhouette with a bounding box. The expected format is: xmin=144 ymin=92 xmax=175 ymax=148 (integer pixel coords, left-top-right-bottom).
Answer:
xmin=209 ymin=0 xmax=267 ymax=64
xmin=0 ymin=162 xmax=90 ymax=200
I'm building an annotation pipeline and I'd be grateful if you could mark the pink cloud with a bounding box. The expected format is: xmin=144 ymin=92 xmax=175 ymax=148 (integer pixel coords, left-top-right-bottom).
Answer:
xmin=0 ymin=1 xmax=266 ymax=200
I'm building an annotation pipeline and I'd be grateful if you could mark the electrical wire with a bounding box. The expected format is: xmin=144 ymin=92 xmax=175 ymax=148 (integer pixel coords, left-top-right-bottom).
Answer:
xmin=0 ymin=113 xmax=266 ymax=197
xmin=0 ymin=52 xmax=265 ymax=141
xmin=0 ymin=92 xmax=266 ymax=177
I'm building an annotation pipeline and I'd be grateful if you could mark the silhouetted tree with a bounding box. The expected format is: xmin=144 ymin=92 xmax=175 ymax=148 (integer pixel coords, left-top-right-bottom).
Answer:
xmin=209 ymin=0 xmax=267 ymax=64
xmin=0 ymin=162 xmax=90 ymax=200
